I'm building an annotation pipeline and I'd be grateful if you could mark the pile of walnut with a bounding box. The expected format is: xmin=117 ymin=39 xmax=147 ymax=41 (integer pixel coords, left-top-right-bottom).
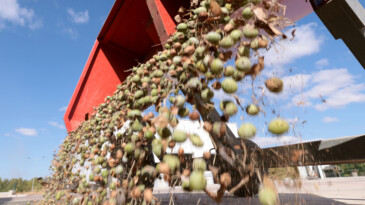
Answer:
xmin=41 ymin=0 xmax=294 ymax=204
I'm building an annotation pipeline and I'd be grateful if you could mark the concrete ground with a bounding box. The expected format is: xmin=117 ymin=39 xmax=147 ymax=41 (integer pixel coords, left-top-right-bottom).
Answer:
xmin=275 ymin=176 xmax=365 ymax=205
xmin=1 ymin=177 xmax=364 ymax=205
xmin=0 ymin=195 xmax=42 ymax=205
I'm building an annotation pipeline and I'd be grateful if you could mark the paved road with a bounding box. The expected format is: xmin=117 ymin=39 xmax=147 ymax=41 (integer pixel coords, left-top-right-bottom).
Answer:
xmin=275 ymin=176 xmax=365 ymax=205
xmin=0 ymin=195 xmax=42 ymax=205
xmin=1 ymin=177 xmax=364 ymax=205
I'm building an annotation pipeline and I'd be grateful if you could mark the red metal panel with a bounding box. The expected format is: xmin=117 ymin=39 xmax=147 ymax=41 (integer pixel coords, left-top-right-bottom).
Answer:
xmin=98 ymin=0 xmax=126 ymax=41
xmin=64 ymin=40 xmax=100 ymax=131
xmin=102 ymin=0 xmax=159 ymax=56
xmin=64 ymin=40 xmax=134 ymax=131
xmin=147 ymin=0 xmax=177 ymax=43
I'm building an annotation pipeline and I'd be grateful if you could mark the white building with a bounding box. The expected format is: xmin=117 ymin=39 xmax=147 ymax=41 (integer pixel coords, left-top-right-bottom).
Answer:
xmin=298 ymin=165 xmax=341 ymax=179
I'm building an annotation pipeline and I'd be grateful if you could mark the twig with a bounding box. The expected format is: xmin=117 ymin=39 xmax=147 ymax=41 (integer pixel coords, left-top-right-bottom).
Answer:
xmin=207 ymin=136 xmax=218 ymax=165
xmin=169 ymin=193 xmax=174 ymax=205
xmin=228 ymin=176 xmax=249 ymax=195
xmin=204 ymin=184 xmax=226 ymax=203
xmin=240 ymin=140 xmax=247 ymax=169
xmin=255 ymin=169 xmax=262 ymax=184
xmin=127 ymin=160 xmax=136 ymax=179
xmin=269 ymin=148 xmax=285 ymax=162
xmin=218 ymin=144 xmax=234 ymax=167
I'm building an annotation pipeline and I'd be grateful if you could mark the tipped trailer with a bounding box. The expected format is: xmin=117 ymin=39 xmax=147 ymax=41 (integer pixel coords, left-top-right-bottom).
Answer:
xmin=64 ymin=0 xmax=365 ymax=196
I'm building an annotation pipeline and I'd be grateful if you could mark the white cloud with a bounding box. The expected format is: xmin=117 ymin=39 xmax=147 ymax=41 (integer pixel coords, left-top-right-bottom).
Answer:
xmin=322 ymin=116 xmax=338 ymax=123
xmin=59 ymin=106 xmax=67 ymax=112
xmin=263 ymin=23 xmax=324 ymax=75
xmin=48 ymin=121 xmax=66 ymax=129
xmin=0 ymin=0 xmax=42 ymax=30
xmin=266 ymin=74 xmax=311 ymax=101
xmin=63 ymin=27 xmax=78 ymax=39
xmin=290 ymin=68 xmax=365 ymax=110
xmin=15 ymin=128 xmax=37 ymax=136
xmin=315 ymin=58 xmax=329 ymax=69
xmin=314 ymin=83 xmax=365 ymax=110
xmin=67 ymin=8 xmax=89 ymax=24
xmin=251 ymin=135 xmax=302 ymax=148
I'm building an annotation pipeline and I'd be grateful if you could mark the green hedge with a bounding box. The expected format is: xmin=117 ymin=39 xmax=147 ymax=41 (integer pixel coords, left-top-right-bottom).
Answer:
xmin=0 ymin=178 xmax=43 ymax=193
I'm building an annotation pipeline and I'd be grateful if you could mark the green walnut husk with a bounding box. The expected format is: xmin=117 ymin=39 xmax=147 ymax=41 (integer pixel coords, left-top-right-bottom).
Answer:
xmin=219 ymin=36 xmax=235 ymax=49
xmin=144 ymin=131 xmax=154 ymax=140
xmin=182 ymin=180 xmax=190 ymax=191
xmin=210 ymin=58 xmax=224 ymax=74
xmin=132 ymin=119 xmax=143 ymax=132
xmin=131 ymin=74 xmax=141 ymax=83
xmin=124 ymin=143 xmax=135 ymax=154
xmin=176 ymin=23 xmax=187 ymax=32
xmin=163 ymin=154 xmax=180 ymax=173
xmin=192 ymin=158 xmax=206 ymax=172
xmin=238 ymin=123 xmax=257 ymax=139
xmin=224 ymin=101 xmax=238 ymax=116
xmin=152 ymin=70 xmax=164 ymax=78
xmin=195 ymin=46 xmax=206 ymax=58
xmin=152 ymin=139 xmax=163 ymax=157
xmin=72 ymin=197 xmax=80 ymax=205
xmin=194 ymin=7 xmax=207 ymax=14
xmin=221 ymin=78 xmax=238 ymax=94
xmin=243 ymin=24 xmax=259 ymax=39
xmin=134 ymin=90 xmax=144 ymax=99
xmin=242 ymin=7 xmax=254 ymax=19
xmin=235 ymin=56 xmax=251 ymax=72
xmin=190 ymin=134 xmax=204 ymax=147
xmin=55 ymin=192 xmax=62 ymax=201
xmin=268 ymin=118 xmax=289 ymax=135
xmin=151 ymin=89 xmax=158 ymax=96
xmin=189 ymin=171 xmax=207 ymax=191
xmin=230 ymin=29 xmax=243 ymax=42
xmin=101 ymin=170 xmax=109 ymax=178
xmin=141 ymin=165 xmax=156 ymax=177
xmin=213 ymin=122 xmax=226 ymax=137
xmin=238 ymin=45 xmax=250 ymax=57
xmin=246 ymin=104 xmax=259 ymax=115
xmin=152 ymin=143 xmax=162 ymax=157
xmin=251 ymin=38 xmax=259 ymax=50
xmin=157 ymin=127 xmax=171 ymax=138
xmin=224 ymin=66 xmax=235 ymax=76
xmin=197 ymin=61 xmax=207 ymax=73
xmin=220 ymin=100 xmax=237 ymax=116
xmin=206 ymin=32 xmax=221 ymax=44
xmin=172 ymin=130 xmax=187 ymax=142
xmin=178 ymin=107 xmax=190 ymax=117
xmin=259 ymin=187 xmax=278 ymax=205
xmin=187 ymin=77 xmax=202 ymax=90
xmin=201 ymin=88 xmax=214 ymax=101
xmin=115 ymin=165 xmax=124 ymax=175
xmin=175 ymin=95 xmax=186 ymax=108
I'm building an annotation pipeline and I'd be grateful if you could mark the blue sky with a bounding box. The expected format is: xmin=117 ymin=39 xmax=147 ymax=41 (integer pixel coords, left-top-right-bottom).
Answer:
xmin=0 ymin=0 xmax=114 ymax=179
xmin=0 ymin=0 xmax=365 ymax=179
